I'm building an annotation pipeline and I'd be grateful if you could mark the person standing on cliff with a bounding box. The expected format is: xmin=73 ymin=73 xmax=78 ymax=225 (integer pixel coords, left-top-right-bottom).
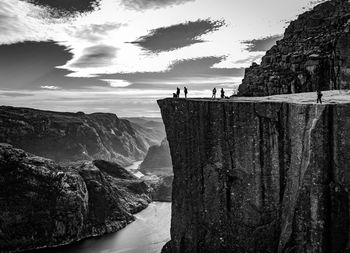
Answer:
xmin=184 ymin=87 xmax=188 ymax=98
xmin=176 ymin=87 xmax=180 ymax=98
xmin=212 ymin=88 xmax=217 ymax=99
xmin=221 ymin=88 xmax=225 ymax=99
xmin=317 ymin=90 xmax=323 ymax=104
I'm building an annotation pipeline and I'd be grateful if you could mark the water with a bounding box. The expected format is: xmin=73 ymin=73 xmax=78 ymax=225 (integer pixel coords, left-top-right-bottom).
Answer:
xmin=35 ymin=202 xmax=171 ymax=253
xmin=125 ymin=161 xmax=144 ymax=178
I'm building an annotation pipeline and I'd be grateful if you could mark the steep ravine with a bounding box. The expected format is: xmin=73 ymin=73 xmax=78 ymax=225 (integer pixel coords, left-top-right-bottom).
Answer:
xmin=0 ymin=144 xmax=151 ymax=252
xmin=158 ymin=94 xmax=350 ymax=253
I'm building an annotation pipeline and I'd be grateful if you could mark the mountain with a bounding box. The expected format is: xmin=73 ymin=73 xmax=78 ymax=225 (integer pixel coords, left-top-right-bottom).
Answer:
xmin=0 ymin=144 xmax=151 ymax=252
xmin=138 ymin=139 xmax=173 ymax=202
xmin=124 ymin=117 xmax=166 ymax=146
xmin=0 ymin=106 xmax=159 ymax=167
xmin=238 ymin=0 xmax=350 ymax=96
xmin=158 ymin=92 xmax=350 ymax=252
xmin=140 ymin=138 xmax=173 ymax=176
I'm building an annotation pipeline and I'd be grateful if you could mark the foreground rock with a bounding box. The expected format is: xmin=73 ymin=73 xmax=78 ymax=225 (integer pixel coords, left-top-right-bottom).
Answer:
xmin=239 ymin=0 xmax=350 ymax=96
xmin=158 ymin=92 xmax=350 ymax=252
xmin=0 ymin=106 xmax=158 ymax=167
xmin=0 ymin=144 xmax=150 ymax=252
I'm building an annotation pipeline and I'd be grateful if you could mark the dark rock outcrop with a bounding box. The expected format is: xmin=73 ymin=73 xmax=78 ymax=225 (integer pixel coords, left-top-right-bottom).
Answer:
xmin=238 ymin=0 xmax=350 ymax=96
xmin=158 ymin=94 xmax=350 ymax=252
xmin=0 ymin=144 xmax=150 ymax=252
xmin=140 ymin=139 xmax=173 ymax=176
xmin=0 ymin=106 xmax=157 ymax=167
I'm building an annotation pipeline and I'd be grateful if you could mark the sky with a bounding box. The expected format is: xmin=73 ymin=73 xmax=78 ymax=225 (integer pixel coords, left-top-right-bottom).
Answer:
xmin=0 ymin=0 xmax=325 ymax=117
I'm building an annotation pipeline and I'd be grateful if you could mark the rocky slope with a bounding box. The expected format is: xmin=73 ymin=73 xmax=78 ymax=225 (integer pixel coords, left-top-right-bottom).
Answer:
xmin=0 ymin=144 xmax=151 ymax=252
xmin=238 ymin=0 xmax=350 ymax=96
xmin=124 ymin=117 xmax=166 ymax=145
xmin=0 ymin=106 xmax=157 ymax=167
xmin=139 ymin=138 xmax=173 ymax=202
xmin=140 ymin=138 xmax=173 ymax=176
xmin=158 ymin=92 xmax=350 ymax=253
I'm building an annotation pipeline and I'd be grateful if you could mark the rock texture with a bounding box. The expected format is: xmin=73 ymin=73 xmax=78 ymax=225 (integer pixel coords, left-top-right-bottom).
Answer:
xmin=238 ymin=0 xmax=350 ymax=96
xmin=0 ymin=144 xmax=150 ymax=252
xmin=0 ymin=106 xmax=157 ymax=167
xmin=140 ymin=138 xmax=173 ymax=176
xmin=158 ymin=94 xmax=350 ymax=253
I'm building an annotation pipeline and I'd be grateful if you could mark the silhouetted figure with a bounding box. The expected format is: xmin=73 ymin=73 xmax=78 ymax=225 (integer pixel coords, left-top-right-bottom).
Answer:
xmin=184 ymin=87 xmax=188 ymax=98
xmin=212 ymin=88 xmax=217 ymax=99
xmin=173 ymin=93 xmax=177 ymax=98
xmin=176 ymin=87 xmax=180 ymax=98
xmin=221 ymin=88 xmax=225 ymax=99
xmin=317 ymin=90 xmax=323 ymax=104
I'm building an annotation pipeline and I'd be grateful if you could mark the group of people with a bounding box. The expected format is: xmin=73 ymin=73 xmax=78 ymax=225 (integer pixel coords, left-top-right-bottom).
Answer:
xmin=173 ymin=87 xmax=188 ymax=98
xmin=172 ymin=86 xmax=325 ymax=102
xmin=173 ymin=87 xmax=227 ymax=99
xmin=211 ymin=88 xmax=226 ymax=99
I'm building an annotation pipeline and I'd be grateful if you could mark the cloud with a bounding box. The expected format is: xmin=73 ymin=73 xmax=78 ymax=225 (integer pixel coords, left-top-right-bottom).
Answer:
xmin=131 ymin=19 xmax=226 ymax=53
xmin=103 ymin=79 xmax=131 ymax=87
xmin=71 ymin=23 xmax=124 ymax=42
xmin=0 ymin=92 xmax=34 ymax=97
xmin=69 ymin=45 xmax=118 ymax=68
xmin=234 ymin=54 xmax=265 ymax=65
xmin=99 ymin=56 xmax=244 ymax=85
xmin=242 ymin=35 xmax=283 ymax=52
xmin=0 ymin=41 xmax=107 ymax=90
xmin=40 ymin=85 xmax=61 ymax=90
xmin=121 ymin=0 xmax=194 ymax=10
xmin=0 ymin=0 xmax=52 ymax=44
xmin=22 ymin=0 xmax=101 ymax=14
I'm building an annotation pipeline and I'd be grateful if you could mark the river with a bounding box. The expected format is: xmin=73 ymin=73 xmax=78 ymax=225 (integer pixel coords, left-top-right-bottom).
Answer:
xmin=33 ymin=202 xmax=171 ymax=253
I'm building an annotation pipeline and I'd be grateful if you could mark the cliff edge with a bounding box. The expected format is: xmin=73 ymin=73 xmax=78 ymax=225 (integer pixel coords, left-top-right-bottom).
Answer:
xmin=158 ymin=91 xmax=350 ymax=253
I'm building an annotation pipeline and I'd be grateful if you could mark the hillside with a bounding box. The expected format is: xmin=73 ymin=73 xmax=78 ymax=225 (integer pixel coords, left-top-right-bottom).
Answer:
xmin=0 ymin=106 xmax=159 ymax=166
xmin=0 ymin=144 xmax=151 ymax=252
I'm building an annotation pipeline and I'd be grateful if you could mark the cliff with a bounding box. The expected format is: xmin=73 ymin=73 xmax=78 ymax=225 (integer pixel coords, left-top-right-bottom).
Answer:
xmin=0 ymin=144 xmax=151 ymax=252
xmin=238 ymin=0 xmax=350 ymax=96
xmin=0 ymin=106 xmax=157 ymax=167
xmin=158 ymin=91 xmax=350 ymax=253
xmin=140 ymin=138 xmax=173 ymax=176
xmin=139 ymin=138 xmax=173 ymax=202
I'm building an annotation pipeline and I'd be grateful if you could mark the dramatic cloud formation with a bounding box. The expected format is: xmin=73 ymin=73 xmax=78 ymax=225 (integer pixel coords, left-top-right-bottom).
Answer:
xmin=121 ymin=0 xmax=194 ymax=10
xmin=242 ymin=35 xmax=283 ymax=52
xmin=100 ymin=56 xmax=244 ymax=87
xmin=0 ymin=41 xmax=106 ymax=90
xmin=23 ymin=0 xmax=101 ymax=14
xmin=69 ymin=45 xmax=118 ymax=68
xmin=132 ymin=19 xmax=225 ymax=53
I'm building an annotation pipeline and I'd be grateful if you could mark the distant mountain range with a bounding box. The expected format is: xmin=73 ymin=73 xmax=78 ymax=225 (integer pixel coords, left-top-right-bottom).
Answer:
xmin=0 ymin=106 xmax=164 ymax=166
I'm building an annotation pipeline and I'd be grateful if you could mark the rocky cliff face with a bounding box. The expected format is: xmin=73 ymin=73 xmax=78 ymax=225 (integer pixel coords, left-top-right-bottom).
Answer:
xmin=0 ymin=144 xmax=150 ymax=252
xmin=0 ymin=106 xmax=156 ymax=167
xmin=140 ymin=139 xmax=173 ymax=175
xmin=238 ymin=0 xmax=350 ymax=96
xmin=158 ymin=93 xmax=350 ymax=253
